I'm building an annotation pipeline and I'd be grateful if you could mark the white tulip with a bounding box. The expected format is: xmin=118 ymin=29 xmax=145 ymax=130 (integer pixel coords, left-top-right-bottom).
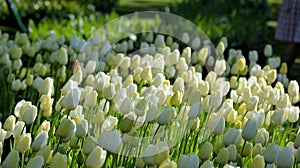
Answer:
xmin=98 ymin=130 xmax=122 ymax=154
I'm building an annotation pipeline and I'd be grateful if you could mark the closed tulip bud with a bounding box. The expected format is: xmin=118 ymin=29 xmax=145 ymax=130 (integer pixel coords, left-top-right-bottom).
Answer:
xmin=242 ymin=141 xmax=253 ymax=156
xmin=242 ymin=119 xmax=257 ymax=140
xmin=178 ymin=153 xmax=199 ymax=168
xmin=277 ymin=93 xmax=290 ymax=108
xmin=198 ymin=142 xmax=213 ymax=160
xmin=2 ymin=149 xmax=19 ymax=168
xmin=214 ymin=59 xmax=226 ymax=75
xmin=264 ymin=44 xmax=272 ymax=57
xmin=157 ymin=107 xmax=176 ymax=125
xmin=263 ymin=143 xmax=280 ymax=163
xmin=227 ymin=144 xmax=237 ymax=162
xmin=210 ymin=90 xmax=223 ymax=109
xmin=279 ymin=63 xmax=288 ymax=74
xmin=216 ymin=148 xmax=229 ymax=165
xmin=32 ymin=132 xmax=48 ymax=151
xmin=199 ymin=80 xmax=210 ymax=96
xmin=275 ymin=147 xmax=294 ymax=168
xmin=83 ymin=90 xmax=98 ymax=109
xmin=119 ymin=115 xmax=134 ymax=133
xmin=3 ymin=115 xmax=16 ymax=131
xmin=16 ymin=133 xmax=31 ymax=153
xmin=82 ymin=136 xmax=98 ymax=155
xmin=37 ymin=120 xmax=51 ymax=135
xmin=246 ymin=96 xmax=259 ymax=111
xmin=22 ymin=104 xmax=37 ymax=124
xmin=230 ymin=76 xmax=238 ymax=89
xmin=12 ymin=59 xmax=22 ymax=71
xmin=288 ymin=80 xmax=299 ymax=97
xmin=56 ymin=118 xmax=75 ymax=142
xmin=26 ymin=155 xmax=44 ymax=168
xmin=223 ymin=128 xmax=242 ymax=146
xmin=271 ymin=108 xmax=287 ymax=125
xmin=51 ymin=152 xmax=67 ymax=168
xmin=207 ymin=113 xmax=225 ymax=135
xmin=200 ymin=160 xmax=214 ymax=168
xmin=35 ymin=145 xmax=51 ymax=164
xmin=252 ymin=143 xmax=263 ymax=158
xmin=103 ymin=84 xmax=115 ymax=100
xmin=13 ymin=121 xmax=25 ymax=139
xmin=250 ymin=154 xmax=265 ymax=168
xmin=170 ymin=91 xmax=183 ymax=107
xmin=11 ymin=79 xmax=21 ymax=91
xmin=60 ymin=87 xmax=81 ymax=110
xmin=76 ymin=119 xmax=88 ymax=138
xmin=38 ymin=77 xmax=53 ymax=95
xmin=10 ymin=45 xmax=22 ymax=59
xmin=236 ymin=57 xmax=246 ymax=72
xmin=98 ymin=130 xmax=121 ymax=153
xmin=173 ymin=77 xmax=185 ymax=92
xmin=86 ymin=146 xmax=106 ymax=168
xmin=188 ymin=101 xmax=202 ymax=119
xmin=266 ymin=70 xmax=277 ymax=84
xmin=288 ymin=106 xmax=299 ymax=123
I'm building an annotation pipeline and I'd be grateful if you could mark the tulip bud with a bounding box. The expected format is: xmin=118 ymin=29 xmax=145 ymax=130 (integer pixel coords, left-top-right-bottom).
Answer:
xmin=252 ymin=143 xmax=263 ymax=158
xmin=275 ymin=147 xmax=294 ymax=168
xmin=13 ymin=121 xmax=25 ymax=139
xmin=51 ymin=152 xmax=67 ymax=168
xmin=188 ymin=101 xmax=202 ymax=119
xmin=86 ymin=146 xmax=107 ymax=168
xmin=56 ymin=118 xmax=75 ymax=142
xmin=98 ymin=130 xmax=122 ymax=153
xmin=101 ymin=115 xmax=118 ymax=132
xmin=170 ymin=91 xmax=183 ymax=107
xmin=210 ymin=90 xmax=223 ymax=109
xmin=263 ymin=143 xmax=280 ymax=163
xmin=16 ymin=133 xmax=31 ymax=153
xmin=159 ymin=158 xmax=177 ymax=168
xmin=216 ymin=148 xmax=229 ymax=165
xmin=242 ymin=119 xmax=257 ymax=140
xmin=264 ymin=44 xmax=272 ymax=57
xmin=199 ymin=80 xmax=209 ymax=97
xmin=178 ymin=153 xmax=199 ymax=168
xmin=214 ymin=59 xmax=226 ymax=75
xmin=277 ymin=93 xmax=290 ymax=108
xmin=250 ymin=154 xmax=265 ymax=168
xmin=26 ymin=155 xmax=44 ymax=168
xmin=3 ymin=115 xmax=16 ymax=131
xmin=60 ymin=87 xmax=81 ymax=110
xmin=157 ymin=107 xmax=176 ymax=125
xmin=242 ymin=141 xmax=253 ymax=157
xmin=207 ymin=113 xmax=225 ymax=135
xmin=83 ymin=90 xmax=98 ymax=109
xmin=288 ymin=106 xmax=299 ymax=123
xmin=271 ymin=108 xmax=287 ymax=126
xmin=266 ymin=69 xmax=277 ymax=84
xmin=223 ymin=128 xmax=243 ymax=146
xmin=10 ymin=45 xmax=22 ymax=59
xmin=2 ymin=149 xmax=19 ymax=168
xmin=279 ymin=63 xmax=288 ymax=74
xmin=246 ymin=96 xmax=259 ymax=111
xmin=227 ymin=144 xmax=237 ymax=162
xmin=236 ymin=57 xmax=246 ymax=72
xmin=82 ymin=136 xmax=98 ymax=155
xmin=119 ymin=115 xmax=134 ymax=133
xmin=288 ymin=80 xmax=299 ymax=97
xmin=198 ymin=142 xmax=213 ymax=160
xmin=76 ymin=119 xmax=88 ymax=138
xmin=200 ymin=160 xmax=214 ymax=168
xmin=32 ymin=132 xmax=48 ymax=151
xmin=173 ymin=77 xmax=185 ymax=92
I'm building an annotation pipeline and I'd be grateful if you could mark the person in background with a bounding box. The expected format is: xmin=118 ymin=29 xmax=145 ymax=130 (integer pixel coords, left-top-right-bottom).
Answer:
xmin=275 ymin=0 xmax=300 ymax=68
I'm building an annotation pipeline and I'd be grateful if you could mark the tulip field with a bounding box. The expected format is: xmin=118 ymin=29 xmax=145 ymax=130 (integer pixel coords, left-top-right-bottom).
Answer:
xmin=0 ymin=9 xmax=300 ymax=168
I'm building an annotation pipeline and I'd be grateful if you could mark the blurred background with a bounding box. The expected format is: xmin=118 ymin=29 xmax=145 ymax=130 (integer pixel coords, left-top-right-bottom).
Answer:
xmin=1 ymin=0 xmax=299 ymax=79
